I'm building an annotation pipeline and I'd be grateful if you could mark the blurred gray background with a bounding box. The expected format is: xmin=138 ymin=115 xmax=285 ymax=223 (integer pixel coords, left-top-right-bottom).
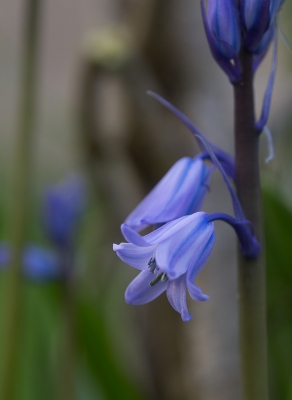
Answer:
xmin=0 ymin=1 xmax=291 ymax=399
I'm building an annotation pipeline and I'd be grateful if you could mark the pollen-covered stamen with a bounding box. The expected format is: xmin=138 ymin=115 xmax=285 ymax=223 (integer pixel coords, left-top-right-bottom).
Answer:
xmin=149 ymin=273 xmax=164 ymax=286
xmin=148 ymin=257 xmax=157 ymax=273
xmin=160 ymin=273 xmax=168 ymax=282
xmin=149 ymin=272 xmax=169 ymax=286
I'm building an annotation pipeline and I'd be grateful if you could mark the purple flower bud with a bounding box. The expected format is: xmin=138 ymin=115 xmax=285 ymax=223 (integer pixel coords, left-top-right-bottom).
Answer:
xmin=240 ymin=0 xmax=284 ymax=51
xmin=201 ymin=0 xmax=242 ymax=82
xmin=253 ymin=24 xmax=275 ymax=70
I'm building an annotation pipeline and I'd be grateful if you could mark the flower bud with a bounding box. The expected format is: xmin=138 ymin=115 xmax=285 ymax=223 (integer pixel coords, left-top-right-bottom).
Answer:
xmin=201 ymin=0 xmax=242 ymax=82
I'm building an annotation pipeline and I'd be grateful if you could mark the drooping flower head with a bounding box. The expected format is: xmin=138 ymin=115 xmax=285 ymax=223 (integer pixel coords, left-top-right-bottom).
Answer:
xmin=114 ymin=213 xmax=215 ymax=321
xmin=125 ymin=154 xmax=212 ymax=232
xmin=114 ymin=93 xmax=260 ymax=321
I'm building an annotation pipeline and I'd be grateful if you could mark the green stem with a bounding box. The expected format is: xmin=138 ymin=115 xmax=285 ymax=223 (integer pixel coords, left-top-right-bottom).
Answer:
xmin=1 ymin=0 xmax=41 ymax=398
xmin=58 ymin=251 xmax=77 ymax=400
xmin=234 ymin=50 xmax=268 ymax=400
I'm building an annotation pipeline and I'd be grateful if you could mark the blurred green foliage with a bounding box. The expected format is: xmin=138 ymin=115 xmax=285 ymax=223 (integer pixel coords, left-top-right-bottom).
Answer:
xmin=263 ymin=186 xmax=292 ymax=400
xmin=0 ymin=190 xmax=146 ymax=400
xmin=0 ymin=277 xmax=146 ymax=400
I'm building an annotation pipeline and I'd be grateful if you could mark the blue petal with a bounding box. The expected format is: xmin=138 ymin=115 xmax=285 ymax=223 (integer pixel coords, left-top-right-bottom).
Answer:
xmin=208 ymin=0 xmax=241 ymax=54
xmin=125 ymin=269 xmax=167 ymax=305
xmin=121 ymin=224 xmax=149 ymax=246
xmin=187 ymin=282 xmax=209 ymax=302
xmin=155 ymin=213 xmax=214 ymax=279
xmin=186 ymin=233 xmax=216 ymax=301
xmin=241 ymin=0 xmax=271 ymax=50
xmin=166 ymin=274 xmax=193 ymax=321
xmin=113 ymin=242 xmax=155 ymax=270
xmin=125 ymin=156 xmax=211 ymax=232
xmin=138 ymin=216 xmax=189 ymax=245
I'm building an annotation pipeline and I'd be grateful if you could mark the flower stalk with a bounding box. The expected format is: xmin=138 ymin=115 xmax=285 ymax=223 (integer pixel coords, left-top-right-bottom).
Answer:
xmin=58 ymin=250 xmax=77 ymax=400
xmin=1 ymin=0 xmax=41 ymax=398
xmin=234 ymin=49 xmax=268 ymax=400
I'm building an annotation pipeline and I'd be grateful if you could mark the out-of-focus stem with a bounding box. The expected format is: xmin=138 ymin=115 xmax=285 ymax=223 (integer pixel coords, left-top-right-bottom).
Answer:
xmin=234 ymin=50 xmax=268 ymax=400
xmin=1 ymin=0 xmax=41 ymax=399
xmin=58 ymin=250 xmax=76 ymax=400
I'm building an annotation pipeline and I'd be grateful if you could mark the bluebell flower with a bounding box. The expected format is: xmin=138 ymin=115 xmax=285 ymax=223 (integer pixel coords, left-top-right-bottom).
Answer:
xmin=114 ymin=213 xmax=215 ymax=321
xmin=201 ymin=0 xmax=284 ymax=128
xmin=125 ymin=154 xmax=212 ymax=232
xmin=147 ymin=91 xmax=260 ymax=253
xmin=0 ymin=242 xmax=61 ymax=281
xmin=114 ymin=93 xmax=260 ymax=320
xmin=43 ymin=174 xmax=85 ymax=249
xmin=115 ymin=211 xmax=259 ymax=321
xmin=201 ymin=0 xmax=242 ymax=82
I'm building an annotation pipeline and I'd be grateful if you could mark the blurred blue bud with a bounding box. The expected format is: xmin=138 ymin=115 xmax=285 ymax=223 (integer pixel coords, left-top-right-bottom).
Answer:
xmin=43 ymin=174 xmax=86 ymax=249
xmin=22 ymin=245 xmax=61 ymax=281
xmin=0 ymin=242 xmax=62 ymax=281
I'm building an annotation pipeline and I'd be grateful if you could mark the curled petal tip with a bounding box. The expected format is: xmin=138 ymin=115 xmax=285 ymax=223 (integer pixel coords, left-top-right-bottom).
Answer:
xmin=182 ymin=313 xmax=193 ymax=322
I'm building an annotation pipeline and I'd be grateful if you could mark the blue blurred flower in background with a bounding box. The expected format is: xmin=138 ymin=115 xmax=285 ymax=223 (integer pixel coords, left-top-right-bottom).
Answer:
xmin=23 ymin=245 xmax=61 ymax=280
xmin=43 ymin=174 xmax=86 ymax=250
xmin=0 ymin=174 xmax=86 ymax=282
xmin=0 ymin=242 xmax=61 ymax=281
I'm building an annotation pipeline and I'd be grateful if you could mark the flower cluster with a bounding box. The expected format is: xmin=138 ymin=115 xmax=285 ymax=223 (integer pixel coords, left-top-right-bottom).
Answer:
xmin=201 ymin=0 xmax=284 ymax=132
xmin=114 ymin=93 xmax=260 ymax=321
xmin=201 ymin=0 xmax=284 ymax=80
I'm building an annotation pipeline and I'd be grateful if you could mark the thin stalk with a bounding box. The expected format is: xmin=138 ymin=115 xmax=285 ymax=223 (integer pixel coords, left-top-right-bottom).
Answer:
xmin=58 ymin=250 xmax=76 ymax=400
xmin=1 ymin=0 xmax=41 ymax=398
xmin=234 ymin=50 xmax=268 ymax=400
